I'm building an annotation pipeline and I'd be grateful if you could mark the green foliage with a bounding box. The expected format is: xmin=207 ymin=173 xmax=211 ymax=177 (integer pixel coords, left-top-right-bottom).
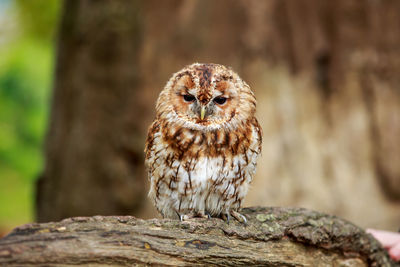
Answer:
xmin=0 ymin=0 xmax=62 ymax=230
xmin=15 ymin=0 xmax=62 ymax=42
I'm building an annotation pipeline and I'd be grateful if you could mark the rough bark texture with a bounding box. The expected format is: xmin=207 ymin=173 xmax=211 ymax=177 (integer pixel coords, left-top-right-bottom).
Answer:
xmin=1 ymin=207 xmax=396 ymax=266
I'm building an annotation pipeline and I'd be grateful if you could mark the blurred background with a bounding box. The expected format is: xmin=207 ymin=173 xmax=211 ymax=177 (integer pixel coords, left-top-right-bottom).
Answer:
xmin=0 ymin=0 xmax=399 ymax=236
xmin=0 ymin=0 xmax=61 ymax=234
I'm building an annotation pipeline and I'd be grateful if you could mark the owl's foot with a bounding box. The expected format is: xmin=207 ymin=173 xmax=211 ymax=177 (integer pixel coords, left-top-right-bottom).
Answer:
xmin=230 ymin=210 xmax=247 ymax=224
xmin=221 ymin=210 xmax=247 ymax=224
xmin=221 ymin=212 xmax=231 ymax=224
xmin=197 ymin=210 xmax=212 ymax=219
xmin=175 ymin=210 xmax=210 ymax=221
xmin=176 ymin=211 xmax=195 ymax=221
xmin=176 ymin=213 xmax=186 ymax=221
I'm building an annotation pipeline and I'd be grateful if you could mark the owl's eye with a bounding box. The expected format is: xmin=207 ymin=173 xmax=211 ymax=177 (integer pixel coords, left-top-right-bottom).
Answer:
xmin=213 ymin=96 xmax=227 ymax=105
xmin=183 ymin=94 xmax=196 ymax=102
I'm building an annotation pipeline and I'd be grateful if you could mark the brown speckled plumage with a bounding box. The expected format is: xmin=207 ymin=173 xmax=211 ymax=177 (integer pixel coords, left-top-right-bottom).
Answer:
xmin=145 ymin=63 xmax=262 ymax=221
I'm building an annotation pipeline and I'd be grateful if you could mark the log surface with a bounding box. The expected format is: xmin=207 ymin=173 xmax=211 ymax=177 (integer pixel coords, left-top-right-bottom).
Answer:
xmin=0 ymin=207 xmax=396 ymax=266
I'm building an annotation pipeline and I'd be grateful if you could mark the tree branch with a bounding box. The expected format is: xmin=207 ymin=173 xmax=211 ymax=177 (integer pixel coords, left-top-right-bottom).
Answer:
xmin=0 ymin=207 xmax=396 ymax=266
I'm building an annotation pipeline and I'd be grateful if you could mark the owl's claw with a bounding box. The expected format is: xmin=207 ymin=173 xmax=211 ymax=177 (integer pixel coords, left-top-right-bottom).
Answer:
xmin=197 ymin=210 xmax=213 ymax=219
xmin=176 ymin=211 xmax=185 ymax=221
xmin=176 ymin=210 xmax=210 ymax=221
xmin=221 ymin=212 xmax=231 ymax=224
xmin=221 ymin=210 xmax=247 ymax=224
xmin=175 ymin=211 xmax=191 ymax=221
xmin=230 ymin=210 xmax=247 ymax=224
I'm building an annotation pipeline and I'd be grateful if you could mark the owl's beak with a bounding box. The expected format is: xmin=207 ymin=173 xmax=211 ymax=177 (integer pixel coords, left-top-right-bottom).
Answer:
xmin=200 ymin=106 xmax=206 ymax=120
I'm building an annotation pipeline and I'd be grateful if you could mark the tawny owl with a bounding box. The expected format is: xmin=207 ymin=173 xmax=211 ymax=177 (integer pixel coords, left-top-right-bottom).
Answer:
xmin=145 ymin=63 xmax=262 ymax=223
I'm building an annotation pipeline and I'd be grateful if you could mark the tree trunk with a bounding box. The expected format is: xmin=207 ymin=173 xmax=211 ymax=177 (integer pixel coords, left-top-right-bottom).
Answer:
xmin=1 ymin=207 xmax=396 ymax=266
xmin=36 ymin=0 xmax=147 ymax=222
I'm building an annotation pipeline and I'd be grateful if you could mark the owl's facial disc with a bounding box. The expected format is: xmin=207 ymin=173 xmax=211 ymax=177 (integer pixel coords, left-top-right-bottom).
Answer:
xmin=163 ymin=64 xmax=255 ymax=131
xmin=171 ymin=75 xmax=236 ymax=127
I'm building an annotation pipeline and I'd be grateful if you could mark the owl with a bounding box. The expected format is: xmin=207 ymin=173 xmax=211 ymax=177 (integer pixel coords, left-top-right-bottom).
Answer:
xmin=145 ymin=63 xmax=262 ymax=223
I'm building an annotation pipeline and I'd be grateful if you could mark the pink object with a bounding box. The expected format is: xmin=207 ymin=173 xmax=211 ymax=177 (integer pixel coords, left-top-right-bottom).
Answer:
xmin=367 ymin=229 xmax=400 ymax=261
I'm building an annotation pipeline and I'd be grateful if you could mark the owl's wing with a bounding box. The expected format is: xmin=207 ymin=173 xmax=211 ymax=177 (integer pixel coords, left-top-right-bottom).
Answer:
xmin=252 ymin=117 xmax=263 ymax=155
xmin=144 ymin=120 xmax=161 ymax=170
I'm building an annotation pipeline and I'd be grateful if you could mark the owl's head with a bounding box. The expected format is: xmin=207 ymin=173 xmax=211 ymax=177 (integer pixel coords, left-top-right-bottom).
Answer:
xmin=156 ymin=63 xmax=256 ymax=131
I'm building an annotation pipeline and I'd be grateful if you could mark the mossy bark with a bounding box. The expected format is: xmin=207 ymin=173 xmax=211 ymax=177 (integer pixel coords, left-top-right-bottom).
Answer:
xmin=0 ymin=207 xmax=396 ymax=266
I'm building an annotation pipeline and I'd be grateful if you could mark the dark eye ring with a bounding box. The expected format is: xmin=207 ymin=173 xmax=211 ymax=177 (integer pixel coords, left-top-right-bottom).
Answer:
xmin=183 ymin=94 xmax=195 ymax=102
xmin=213 ymin=96 xmax=227 ymax=105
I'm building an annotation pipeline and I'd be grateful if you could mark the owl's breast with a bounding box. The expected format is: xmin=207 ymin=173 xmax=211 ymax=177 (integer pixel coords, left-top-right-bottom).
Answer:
xmin=157 ymin=119 xmax=261 ymax=188
xmin=160 ymin=120 xmax=257 ymax=159
xmin=145 ymin=118 xmax=262 ymax=218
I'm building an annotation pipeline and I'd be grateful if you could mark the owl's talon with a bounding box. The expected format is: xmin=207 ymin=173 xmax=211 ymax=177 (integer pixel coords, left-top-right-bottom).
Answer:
xmin=176 ymin=211 xmax=184 ymax=221
xmin=198 ymin=210 xmax=212 ymax=219
xmin=176 ymin=211 xmax=205 ymax=221
xmin=221 ymin=213 xmax=231 ymax=224
xmin=175 ymin=211 xmax=190 ymax=221
xmin=196 ymin=210 xmax=210 ymax=219
xmin=231 ymin=210 xmax=247 ymax=224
